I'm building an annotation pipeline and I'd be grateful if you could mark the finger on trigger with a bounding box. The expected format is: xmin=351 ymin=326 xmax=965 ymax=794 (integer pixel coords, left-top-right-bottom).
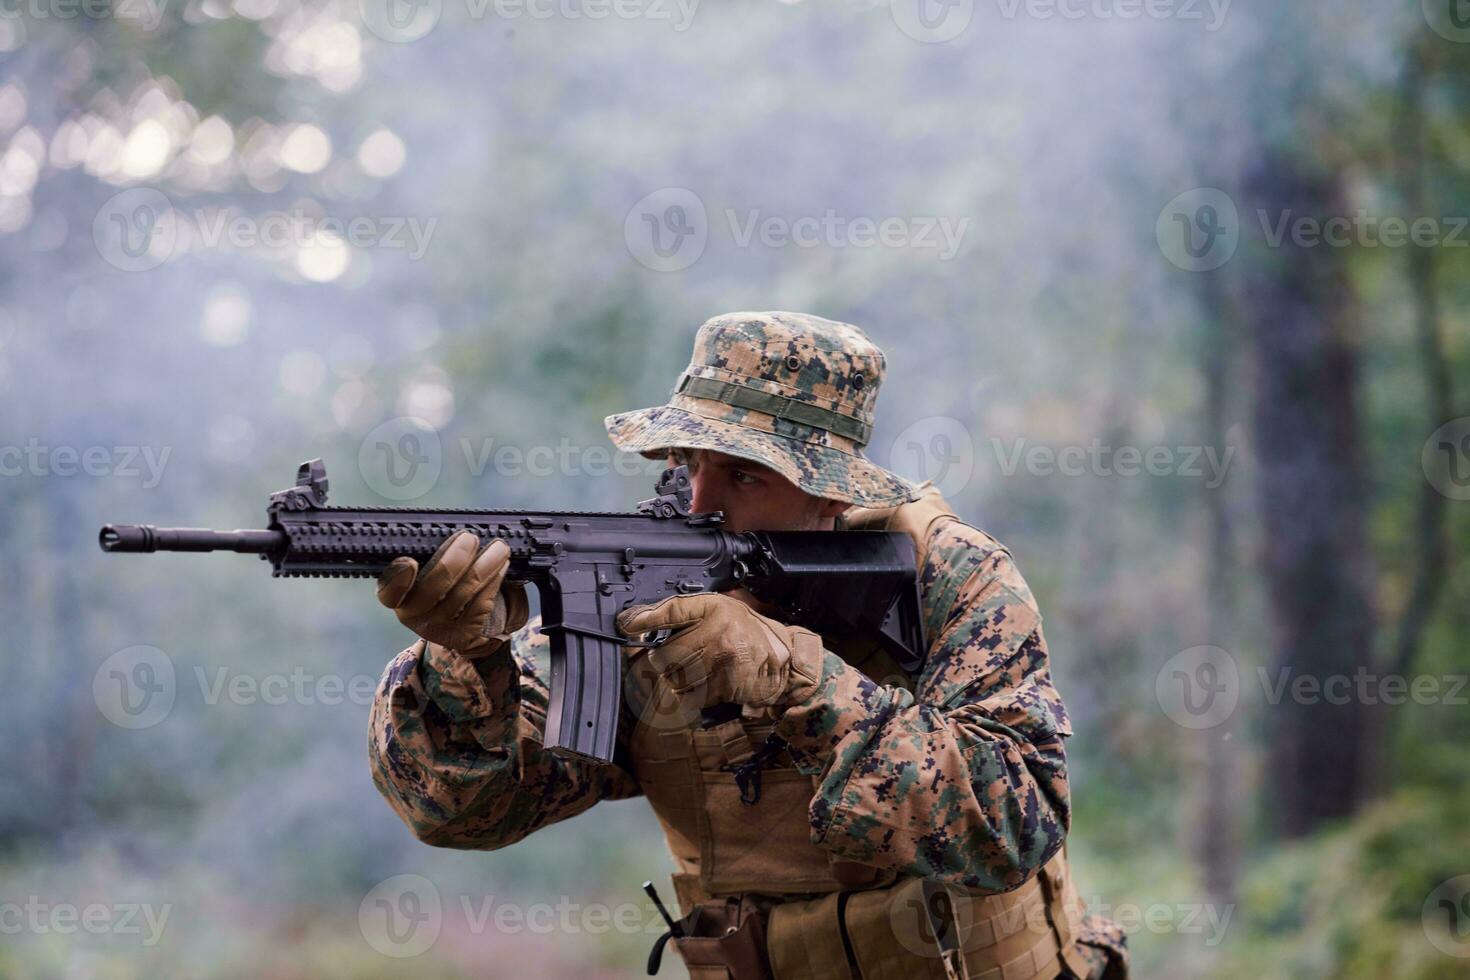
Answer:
xmin=397 ymin=530 xmax=479 ymax=619
xmin=616 ymin=593 xmax=710 ymax=635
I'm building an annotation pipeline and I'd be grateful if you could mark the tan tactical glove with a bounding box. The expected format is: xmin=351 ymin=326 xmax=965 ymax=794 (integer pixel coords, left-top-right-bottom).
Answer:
xmin=376 ymin=530 xmax=528 ymax=656
xmin=616 ymin=593 xmax=825 ymax=709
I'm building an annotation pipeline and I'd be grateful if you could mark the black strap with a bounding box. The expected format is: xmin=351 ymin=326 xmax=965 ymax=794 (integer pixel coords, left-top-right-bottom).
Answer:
xmin=646 ymin=930 xmax=673 ymax=976
xmin=721 ymin=733 xmax=790 ymax=805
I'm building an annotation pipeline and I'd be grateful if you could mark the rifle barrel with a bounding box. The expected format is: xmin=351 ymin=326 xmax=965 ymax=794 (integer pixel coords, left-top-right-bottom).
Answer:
xmin=99 ymin=525 xmax=287 ymax=555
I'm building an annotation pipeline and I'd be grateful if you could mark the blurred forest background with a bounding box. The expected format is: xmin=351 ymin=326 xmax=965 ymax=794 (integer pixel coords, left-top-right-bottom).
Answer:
xmin=1 ymin=1 xmax=1467 ymax=977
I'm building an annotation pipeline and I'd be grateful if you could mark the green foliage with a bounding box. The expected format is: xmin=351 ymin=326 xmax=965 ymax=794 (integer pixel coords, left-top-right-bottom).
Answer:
xmin=1194 ymin=787 xmax=1470 ymax=980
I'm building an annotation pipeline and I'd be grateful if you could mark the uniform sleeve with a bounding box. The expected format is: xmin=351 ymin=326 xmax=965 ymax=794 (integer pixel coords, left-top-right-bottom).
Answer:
xmin=368 ymin=617 xmax=643 ymax=849
xmin=772 ymin=522 xmax=1072 ymax=892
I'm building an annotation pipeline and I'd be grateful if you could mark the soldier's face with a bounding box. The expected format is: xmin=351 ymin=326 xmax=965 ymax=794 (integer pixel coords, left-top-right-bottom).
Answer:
xmin=672 ymin=448 xmax=848 ymax=534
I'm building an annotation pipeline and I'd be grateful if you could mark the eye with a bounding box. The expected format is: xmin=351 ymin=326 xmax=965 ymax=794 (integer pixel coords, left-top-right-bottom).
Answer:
xmin=671 ymin=449 xmax=699 ymax=473
xmin=731 ymin=469 xmax=758 ymax=486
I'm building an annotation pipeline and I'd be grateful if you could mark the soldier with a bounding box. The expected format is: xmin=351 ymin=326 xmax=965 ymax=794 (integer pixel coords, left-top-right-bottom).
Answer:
xmin=368 ymin=312 xmax=1128 ymax=979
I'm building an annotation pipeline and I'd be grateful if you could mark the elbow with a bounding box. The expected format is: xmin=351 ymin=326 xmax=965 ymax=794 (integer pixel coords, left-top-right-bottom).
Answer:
xmin=386 ymin=792 xmax=526 ymax=852
xmin=971 ymin=778 xmax=1071 ymax=889
xmin=912 ymin=820 xmax=1065 ymax=892
xmin=909 ymin=763 xmax=1071 ymax=891
xmin=417 ymin=820 xmax=521 ymax=851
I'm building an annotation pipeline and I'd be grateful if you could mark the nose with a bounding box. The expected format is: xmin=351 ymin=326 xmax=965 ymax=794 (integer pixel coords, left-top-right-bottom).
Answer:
xmin=687 ymin=465 xmax=722 ymax=516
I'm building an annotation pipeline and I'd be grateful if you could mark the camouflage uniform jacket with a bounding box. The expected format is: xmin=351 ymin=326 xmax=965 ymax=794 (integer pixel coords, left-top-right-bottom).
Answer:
xmin=368 ymin=501 xmax=1123 ymax=970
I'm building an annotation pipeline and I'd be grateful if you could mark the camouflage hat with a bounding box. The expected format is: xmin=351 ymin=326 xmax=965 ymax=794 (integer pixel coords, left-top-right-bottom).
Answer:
xmin=605 ymin=311 xmax=917 ymax=507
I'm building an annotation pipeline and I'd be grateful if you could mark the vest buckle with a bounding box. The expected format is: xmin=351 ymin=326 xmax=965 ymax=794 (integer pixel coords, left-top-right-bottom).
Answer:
xmin=720 ymin=734 xmax=789 ymax=806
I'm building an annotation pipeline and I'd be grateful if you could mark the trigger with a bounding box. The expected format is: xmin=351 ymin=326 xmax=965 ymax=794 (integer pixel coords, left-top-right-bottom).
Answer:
xmin=624 ymin=627 xmax=675 ymax=649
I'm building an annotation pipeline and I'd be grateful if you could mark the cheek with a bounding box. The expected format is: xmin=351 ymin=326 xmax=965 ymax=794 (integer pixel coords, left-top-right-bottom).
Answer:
xmin=747 ymin=490 xmax=812 ymax=530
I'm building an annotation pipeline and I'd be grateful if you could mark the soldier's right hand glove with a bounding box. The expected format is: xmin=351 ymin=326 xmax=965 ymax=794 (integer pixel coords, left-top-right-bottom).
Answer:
xmin=376 ymin=530 xmax=528 ymax=656
xmin=616 ymin=593 xmax=824 ymax=709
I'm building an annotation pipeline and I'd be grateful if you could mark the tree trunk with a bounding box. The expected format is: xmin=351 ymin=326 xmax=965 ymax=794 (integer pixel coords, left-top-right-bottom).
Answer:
xmin=1239 ymin=155 xmax=1375 ymax=837
xmin=1193 ymin=268 xmax=1242 ymax=899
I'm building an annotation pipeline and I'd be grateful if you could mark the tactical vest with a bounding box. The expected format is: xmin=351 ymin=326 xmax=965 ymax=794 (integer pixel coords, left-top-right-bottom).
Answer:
xmin=626 ymin=485 xmax=1094 ymax=980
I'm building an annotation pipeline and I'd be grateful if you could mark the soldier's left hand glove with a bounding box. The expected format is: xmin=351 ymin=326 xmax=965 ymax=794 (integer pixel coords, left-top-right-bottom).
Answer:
xmin=616 ymin=594 xmax=825 ymax=709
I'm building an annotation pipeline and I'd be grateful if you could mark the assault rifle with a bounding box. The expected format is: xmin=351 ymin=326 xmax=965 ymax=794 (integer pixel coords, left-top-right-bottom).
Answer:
xmin=99 ymin=460 xmax=925 ymax=764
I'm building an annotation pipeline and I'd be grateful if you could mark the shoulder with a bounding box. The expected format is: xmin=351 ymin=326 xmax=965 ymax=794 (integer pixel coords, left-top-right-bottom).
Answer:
xmin=874 ymin=486 xmax=1037 ymax=641
xmin=923 ymin=517 xmax=1037 ymax=622
xmin=845 ymin=483 xmax=1029 ymax=614
xmin=897 ymin=492 xmax=1048 ymax=708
